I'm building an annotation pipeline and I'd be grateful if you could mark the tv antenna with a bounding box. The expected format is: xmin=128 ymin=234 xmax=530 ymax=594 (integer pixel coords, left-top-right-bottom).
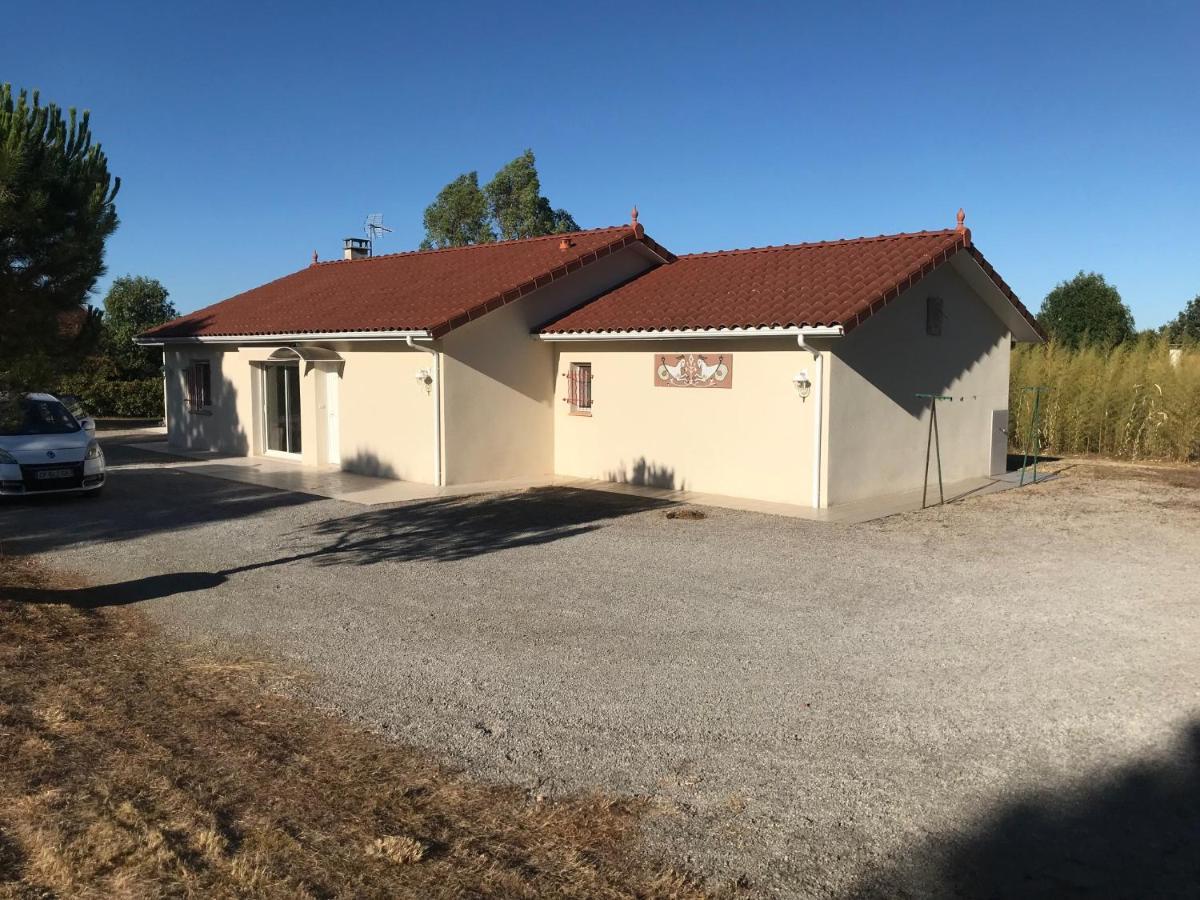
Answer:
xmin=364 ymin=213 xmax=392 ymax=244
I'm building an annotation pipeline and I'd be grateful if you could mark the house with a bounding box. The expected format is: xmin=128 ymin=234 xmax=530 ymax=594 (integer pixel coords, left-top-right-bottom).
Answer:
xmin=137 ymin=210 xmax=1044 ymax=509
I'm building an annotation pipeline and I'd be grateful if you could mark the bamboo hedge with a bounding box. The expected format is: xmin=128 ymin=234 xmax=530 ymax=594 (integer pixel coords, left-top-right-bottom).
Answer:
xmin=1009 ymin=338 xmax=1200 ymax=461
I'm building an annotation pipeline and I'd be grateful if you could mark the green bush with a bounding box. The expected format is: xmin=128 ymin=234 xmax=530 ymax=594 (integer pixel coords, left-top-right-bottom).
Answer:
xmin=56 ymin=357 xmax=163 ymax=418
xmin=1010 ymin=337 xmax=1200 ymax=461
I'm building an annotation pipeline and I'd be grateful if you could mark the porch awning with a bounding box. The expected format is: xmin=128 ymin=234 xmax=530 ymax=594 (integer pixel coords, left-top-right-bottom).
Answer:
xmin=267 ymin=346 xmax=344 ymax=363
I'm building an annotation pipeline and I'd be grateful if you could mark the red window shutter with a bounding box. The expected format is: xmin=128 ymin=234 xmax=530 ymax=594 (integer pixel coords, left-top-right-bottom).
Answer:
xmin=565 ymin=363 xmax=592 ymax=410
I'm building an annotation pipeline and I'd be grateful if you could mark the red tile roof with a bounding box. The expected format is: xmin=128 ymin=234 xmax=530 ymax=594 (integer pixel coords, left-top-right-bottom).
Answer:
xmin=541 ymin=229 xmax=1043 ymax=337
xmin=142 ymin=226 xmax=673 ymax=340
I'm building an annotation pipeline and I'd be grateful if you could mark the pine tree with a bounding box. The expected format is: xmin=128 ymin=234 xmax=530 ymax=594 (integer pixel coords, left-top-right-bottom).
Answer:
xmin=0 ymin=84 xmax=120 ymax=391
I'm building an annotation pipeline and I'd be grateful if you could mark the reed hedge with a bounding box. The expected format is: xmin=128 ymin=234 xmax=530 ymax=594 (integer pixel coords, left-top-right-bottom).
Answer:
xmin=1009 ymin=338 xmax=1200 ymax=461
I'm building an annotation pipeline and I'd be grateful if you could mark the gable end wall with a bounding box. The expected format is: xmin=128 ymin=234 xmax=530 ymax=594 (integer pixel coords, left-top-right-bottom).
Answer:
xmin=439 ymin=245 xmax=660 ymax=484
xmin=825 ymin=264 xmax=1011 ymax=505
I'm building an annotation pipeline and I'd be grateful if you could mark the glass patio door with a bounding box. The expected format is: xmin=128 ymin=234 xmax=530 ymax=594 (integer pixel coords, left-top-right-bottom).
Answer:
xmin=265 ymin=363 xmax=302 ymax=455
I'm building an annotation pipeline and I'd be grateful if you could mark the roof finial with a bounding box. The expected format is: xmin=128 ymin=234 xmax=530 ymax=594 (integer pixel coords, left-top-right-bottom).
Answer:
xmin=955 ymin=208 xmax=966 ymax=234
xmin=311 ymin=249 xmax=319 ymax=266
xmin=630 ymin=205 xmax=644 ymax=238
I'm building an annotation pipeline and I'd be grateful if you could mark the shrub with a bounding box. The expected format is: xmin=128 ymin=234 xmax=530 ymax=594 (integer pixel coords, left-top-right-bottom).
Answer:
xmin=56 ymin=357 xmax=162 ymax=418
xmin=1010 ymin=337 xmax=1200 ymax=461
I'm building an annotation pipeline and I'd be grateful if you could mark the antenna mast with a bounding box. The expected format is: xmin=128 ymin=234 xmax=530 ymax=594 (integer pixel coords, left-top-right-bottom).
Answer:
xmin=364 ymin=213 xmax=392 ymax=252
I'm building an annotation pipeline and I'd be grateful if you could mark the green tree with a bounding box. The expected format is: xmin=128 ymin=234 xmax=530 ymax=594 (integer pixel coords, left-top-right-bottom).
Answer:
xmin=419 ymin=151 xmax=578 ymax=249
xmin=1037 ymin=272 xmax=1135 ymax=348
xmin=0 ymin=84 xmax=120 ymax=391
xmin=1167 ymin=295 xmax=1200 ymax=342
xmin=101 ymin=275 xmax=176 ymax=375
xmin=484 ymin=149 xmax=578 ymax=241
xmin=419 ymin=172 xmax=494 ymax=249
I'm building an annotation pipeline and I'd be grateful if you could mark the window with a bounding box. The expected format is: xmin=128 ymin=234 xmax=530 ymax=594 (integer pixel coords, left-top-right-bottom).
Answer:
xmin=0 ymin=398 xmax=81 ymax=436
xmin=565 ymin=362 xmax=592 ymax=415
xmin=186 ymin=360 xmax=212 ymax=411
xmin=926 ymin=297 xmax=944 ymax=336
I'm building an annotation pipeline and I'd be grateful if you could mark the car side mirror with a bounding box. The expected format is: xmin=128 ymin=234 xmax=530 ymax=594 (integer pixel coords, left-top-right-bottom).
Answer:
xmin=80 ymin=417 xmax=96 ymax=434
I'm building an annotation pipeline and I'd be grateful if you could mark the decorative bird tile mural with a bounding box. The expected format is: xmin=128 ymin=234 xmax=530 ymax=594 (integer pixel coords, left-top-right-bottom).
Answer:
xmin=654 ymin=353 xmax=733 ymax=388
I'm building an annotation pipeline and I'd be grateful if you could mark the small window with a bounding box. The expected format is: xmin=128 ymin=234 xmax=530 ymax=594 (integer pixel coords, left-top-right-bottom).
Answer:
xmin=186 ymin=360 xmax=212 ymax=411
xmin=565 ymin=362 xmax=592 ymax=415
xmin=926 ymin=297 xmax=944 ymax=336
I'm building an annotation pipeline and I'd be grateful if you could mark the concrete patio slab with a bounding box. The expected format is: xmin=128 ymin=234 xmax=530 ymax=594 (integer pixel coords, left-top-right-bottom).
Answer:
xmin=124 ymin=438 xmax=1030 ymax=523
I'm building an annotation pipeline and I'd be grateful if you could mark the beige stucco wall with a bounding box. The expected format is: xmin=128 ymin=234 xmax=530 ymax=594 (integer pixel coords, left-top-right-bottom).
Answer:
xmin=552 ymin=339 xmax=822 ymax=506
xmin=165 ymin=342 xmax=437 ymax=483
xmin=161 ymin=249 xmax=1013 ymax=506
xmin=165 ymin=345 xmax=256 ymax=456
xmin=824 ymin=263 xmax=1012 ymax=505
xmin=439 ymin=245 xmax=660 ymax=484
xmin=328 ymin=343 xmax=437 ymax=482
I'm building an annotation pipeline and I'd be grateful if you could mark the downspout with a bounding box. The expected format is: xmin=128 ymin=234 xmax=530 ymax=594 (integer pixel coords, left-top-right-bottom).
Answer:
xmin=160 ymin=350 xmax=169 ymax=430
xmin=797 ymin=335 xmax=824 ymax=509
xmin=405 ymin=336 xmax=443 ymax=487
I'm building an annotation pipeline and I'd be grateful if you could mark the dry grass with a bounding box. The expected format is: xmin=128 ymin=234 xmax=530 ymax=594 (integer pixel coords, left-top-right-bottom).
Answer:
xmin=0 ymin=555 xmax=712 ymax=900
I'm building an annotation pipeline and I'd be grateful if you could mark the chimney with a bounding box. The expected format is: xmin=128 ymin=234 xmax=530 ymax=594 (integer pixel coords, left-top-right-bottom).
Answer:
xmin=343 ymin=237 xmax=372 ymax=260
xmin=559 ymin=237 xmax=575 ymax=250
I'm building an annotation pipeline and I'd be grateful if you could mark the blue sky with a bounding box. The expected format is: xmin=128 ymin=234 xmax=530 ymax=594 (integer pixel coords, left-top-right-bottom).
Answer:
xmin=6 ymin=1 xmax=1198 ymax=328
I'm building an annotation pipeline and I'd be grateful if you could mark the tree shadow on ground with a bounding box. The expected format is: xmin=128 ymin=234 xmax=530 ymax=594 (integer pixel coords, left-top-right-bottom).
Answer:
xmin=1 ymin=441 xmax=320 ymax=556
xmin=849 ymin=720 xmax=1200 ymax=899
xmin=249 ymin=486 xmax=671 ymax=569
xmin=6 ymin=572 xmax=228 ymax=608
xmin=7 ymin=487 xmax=671 ymax=606
xmin=1005 ymin=452 xmax=1062 ymax=472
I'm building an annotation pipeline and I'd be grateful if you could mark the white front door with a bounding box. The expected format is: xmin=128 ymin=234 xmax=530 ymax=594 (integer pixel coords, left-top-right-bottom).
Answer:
xmin=324 ymin=368 xmax=340 ymax=466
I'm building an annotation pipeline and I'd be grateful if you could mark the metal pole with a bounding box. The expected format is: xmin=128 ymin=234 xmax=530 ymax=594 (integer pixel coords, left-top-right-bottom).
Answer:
xmin=1019 ymin=395 xmax=1033 ymax=486
xmin=1030 ymin=388 xmax=1043 ymax=485
xmin=922 ymin=398 xmax=934 ymax=509
xmin=933 ymin=402 xmax=944 ymax=505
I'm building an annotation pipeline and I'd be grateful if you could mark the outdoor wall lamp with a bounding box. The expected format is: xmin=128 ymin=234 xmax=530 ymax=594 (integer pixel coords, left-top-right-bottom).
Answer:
xmin=793 ymin=370 xmax=812 ymax=401
xmin=415 ymin=367 xmax=434 ymax=394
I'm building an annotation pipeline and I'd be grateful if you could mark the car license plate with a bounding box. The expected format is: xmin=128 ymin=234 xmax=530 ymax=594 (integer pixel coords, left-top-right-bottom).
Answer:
xmin=35 ymin=468 xmax=74 ymax=480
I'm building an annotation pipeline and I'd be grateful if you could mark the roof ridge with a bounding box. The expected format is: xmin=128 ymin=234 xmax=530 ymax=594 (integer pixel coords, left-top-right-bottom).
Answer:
xmin=675 ymin=229 xmax=959 ymax=260
xmin=314 ymin=224 xmax=631 ymax=266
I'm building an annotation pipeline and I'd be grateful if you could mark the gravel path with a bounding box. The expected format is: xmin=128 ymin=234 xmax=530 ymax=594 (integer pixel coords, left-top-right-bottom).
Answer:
xmin=5 ymin=437 xmax=1199 ymax=898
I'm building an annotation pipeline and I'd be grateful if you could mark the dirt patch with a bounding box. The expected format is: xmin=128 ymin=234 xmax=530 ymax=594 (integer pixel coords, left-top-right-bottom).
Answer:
xmin=665 ymin=508 xmax=708 ymax=521
xmin=1062 ymin=459 xmax=1200 ymax=490
xmin=0 ymin=555 xmax=711 ymax=899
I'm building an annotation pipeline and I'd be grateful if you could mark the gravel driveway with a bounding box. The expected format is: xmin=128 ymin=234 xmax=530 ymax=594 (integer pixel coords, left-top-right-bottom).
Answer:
xmin=5 ymin=436 xmax=1199 ymax=898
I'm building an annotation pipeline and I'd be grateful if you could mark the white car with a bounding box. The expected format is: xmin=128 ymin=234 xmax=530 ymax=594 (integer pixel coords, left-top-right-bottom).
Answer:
xmin=0 ymin=393 xmax=105 ymax=497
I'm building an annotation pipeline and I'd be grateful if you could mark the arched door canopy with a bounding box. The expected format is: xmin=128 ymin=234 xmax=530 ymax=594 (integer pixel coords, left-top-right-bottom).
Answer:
xmin=267 ymin=345 xmax=344 ymax=374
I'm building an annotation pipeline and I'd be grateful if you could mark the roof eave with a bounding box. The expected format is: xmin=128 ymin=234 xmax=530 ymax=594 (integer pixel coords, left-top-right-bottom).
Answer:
xmin=134 ymin=329 xmax=435 ymax=347
xmin=538 ymin=325 xmax=844 ymax=341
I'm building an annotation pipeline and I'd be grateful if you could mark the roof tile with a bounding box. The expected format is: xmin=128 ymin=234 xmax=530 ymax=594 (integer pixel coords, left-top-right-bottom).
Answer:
xmin=540 ymin=229 xmax=1041 ymax=336
xmin=142 ymin=226 xmax=670 ymax=340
